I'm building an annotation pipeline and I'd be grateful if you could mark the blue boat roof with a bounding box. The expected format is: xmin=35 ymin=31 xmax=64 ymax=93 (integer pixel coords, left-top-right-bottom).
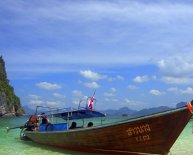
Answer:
xmin=53 ymin=109 xmax=106 ymax=120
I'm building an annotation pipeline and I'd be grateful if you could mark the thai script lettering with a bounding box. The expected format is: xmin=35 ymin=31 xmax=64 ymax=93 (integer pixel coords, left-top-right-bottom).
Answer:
xmin=126 ymin=124 xmax=151 ymax=142
xmin=126 ymin=124 xmax=151 ymax=137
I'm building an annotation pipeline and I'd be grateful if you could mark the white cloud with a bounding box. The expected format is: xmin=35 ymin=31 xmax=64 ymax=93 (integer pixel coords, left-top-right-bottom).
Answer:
xmin=157 ymin=57 xmax=193 ymax=85
xmin=124 ymin=98 xmax=137 ymax=106
xmin=168 ymin=87 xmax=193 ymax=95
xmin=84 ymin=82 xmax=100 ymax=89
xmin=53 ymin=93 xmax=65 ymax=98
xmin=28 ymin=93 xmax=64 ymax=107
xmin=180 ymin=87 xmax=193 ymax=94
xmin=45 ymin=100 xmax=61 ymax=106
xmin=111 ymin=88 xmax=116 ymax=92
xmin=104 ymin=92 xmax=114 ymax=97
xmin=72 ymin=90 xmax=83 ymax=97
xmin=105 ymin=98 xmax=110 ymax=102
xmin=149 ymin=89 xmax=165 ymax=96
xmin=104 ymin=97 xmax=119 ymax=103
xmin=116 ymin=75 xmax=124 ymax=80
xmin=36 ymin=82 xmax=62 ymax=90
xmin=104 ymin=88 xmax=116 ymax=97
xmin=112 ymin=98 xmax=119 ymax=102
xmin=80 ymin=70 xmax=106 ymax=81
xmin=162 ymin=76 xmax=193 ymax=84
xmin=133 ymin=75 xmax=149 ymax=83
xmin=73 ymin=96 xmax=89 ymax=108
xmin=5 ymin=1 xmax=193 ymax=25
xmin=167 ymin=87 xmax=178 ymax=93
xmin=158 ymin=57 xmax=193 ymax=77
xmin=29 ymin=99 xmax=63 ymax=107
xmin=128 ymin=85 xmax=138 ymax=90
xmin=181 ymin=87 xmax=193 ymax=95
xmin=72 ymin=98 xmax=82 ymax=105
xmin=28 ymin=94 xmax=40 ymax=100
xmin=29 ymin=99 xmax=44 ymax=105
xmin=108 ymin=75 xmax=124 ymax=81
xmin=28 ymin=95 xmax=44 ymax=107
xmin=152 ymin=75 xmax=157 ymax=80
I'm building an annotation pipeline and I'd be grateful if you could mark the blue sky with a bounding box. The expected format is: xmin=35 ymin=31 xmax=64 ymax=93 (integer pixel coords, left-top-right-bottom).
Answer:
xmin=1 ymin=0 xmax=193 ymax=110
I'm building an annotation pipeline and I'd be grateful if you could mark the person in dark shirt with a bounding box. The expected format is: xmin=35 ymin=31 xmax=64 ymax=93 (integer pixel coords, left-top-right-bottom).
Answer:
xmin=69 ymin=122 xmax=77 ymax=129
xmin=41 ymin=113 xmax=49 ymax=125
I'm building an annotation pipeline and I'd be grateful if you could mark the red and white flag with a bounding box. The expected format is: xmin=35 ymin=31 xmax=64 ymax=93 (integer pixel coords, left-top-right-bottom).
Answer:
xmin=86 ymin=91 xmax=96 ymax=110
xmin=88 ymin=95 xmax=94 ymax=109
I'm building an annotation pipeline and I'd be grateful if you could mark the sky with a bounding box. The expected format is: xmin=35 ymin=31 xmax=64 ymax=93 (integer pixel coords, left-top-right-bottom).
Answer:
xmin=1 ymin=0 xmax=193 ymax=110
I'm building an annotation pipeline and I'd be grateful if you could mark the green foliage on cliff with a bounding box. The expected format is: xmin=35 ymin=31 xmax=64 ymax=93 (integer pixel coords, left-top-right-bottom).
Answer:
xmin=0 ymin=56 xmax=24 ymax=115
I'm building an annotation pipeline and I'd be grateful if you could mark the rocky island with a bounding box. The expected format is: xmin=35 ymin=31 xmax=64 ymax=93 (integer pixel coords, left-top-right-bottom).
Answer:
xmin=0 ymin=56 xmax=24 ymax=116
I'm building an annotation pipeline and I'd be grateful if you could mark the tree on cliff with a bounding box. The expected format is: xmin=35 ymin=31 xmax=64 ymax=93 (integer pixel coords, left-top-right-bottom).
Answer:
xmin=0 ymin=56 xmax=25 ymax=116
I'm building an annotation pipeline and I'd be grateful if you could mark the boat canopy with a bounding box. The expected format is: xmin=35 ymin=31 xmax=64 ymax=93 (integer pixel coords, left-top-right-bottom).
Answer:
xmin=52 ymin=109 xmax=106 ymax=120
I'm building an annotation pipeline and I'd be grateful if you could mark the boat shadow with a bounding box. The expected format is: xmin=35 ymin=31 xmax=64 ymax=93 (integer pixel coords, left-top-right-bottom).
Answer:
xmin=19 ymin=139 xmax=101 ymax=155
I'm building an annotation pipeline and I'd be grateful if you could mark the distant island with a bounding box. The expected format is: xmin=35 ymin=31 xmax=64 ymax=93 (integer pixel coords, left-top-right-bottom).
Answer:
xmin=101 ymin=102 xmax=187 ymax=118
xmin=0 ymin=56 xmax=24 ymax=116
xmin=23 ymin=101 xmax=187 ymax=118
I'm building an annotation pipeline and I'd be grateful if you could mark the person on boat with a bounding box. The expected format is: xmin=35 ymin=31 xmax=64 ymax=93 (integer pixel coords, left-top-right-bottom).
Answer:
xmin=87 ymin=122 xmax=93 ymax=127
xmin=41 ymin=112 xmax=49 ymax=125
xmin=69 ymin=122 xmax=77 ymax=129
xmin=69 ymin=121 xmax=83 ymax=129
xmin=25 ymin=114 xmax=39 ymax=131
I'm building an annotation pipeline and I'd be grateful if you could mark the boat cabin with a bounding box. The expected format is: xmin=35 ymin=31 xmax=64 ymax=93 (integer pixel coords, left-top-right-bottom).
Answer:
xmin=28 ymin=104 xmax=106 ymax=132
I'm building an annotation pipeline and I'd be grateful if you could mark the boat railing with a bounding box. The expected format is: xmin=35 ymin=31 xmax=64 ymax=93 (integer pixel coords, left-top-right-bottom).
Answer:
xmin=33 ymin=105 xmax=106 ymax=131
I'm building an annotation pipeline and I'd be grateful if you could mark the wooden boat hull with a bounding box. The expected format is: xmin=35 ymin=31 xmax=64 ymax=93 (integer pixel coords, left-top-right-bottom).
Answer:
xmin=24 ymin=107 xmax=192 ymax=155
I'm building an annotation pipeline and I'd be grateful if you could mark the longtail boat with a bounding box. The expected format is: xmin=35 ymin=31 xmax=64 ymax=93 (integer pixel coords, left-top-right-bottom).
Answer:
xmin=19 ymin=100 xmax=193 ymax=155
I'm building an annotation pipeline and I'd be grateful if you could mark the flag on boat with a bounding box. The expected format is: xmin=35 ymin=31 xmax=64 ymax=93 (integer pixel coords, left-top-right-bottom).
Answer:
xmin=88 ymin=95 xmax=94 ymax=109
xmin=86 ymin=91 xmax=95 ymax=110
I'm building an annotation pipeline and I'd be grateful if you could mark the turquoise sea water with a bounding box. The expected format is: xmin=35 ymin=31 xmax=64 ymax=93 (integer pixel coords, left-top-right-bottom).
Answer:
xmin=1 ymin=116 xmax=193 ymax=155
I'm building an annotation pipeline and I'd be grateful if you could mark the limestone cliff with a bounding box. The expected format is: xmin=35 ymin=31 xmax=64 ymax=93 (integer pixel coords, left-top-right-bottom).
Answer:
xmin=0 ymin=56 xmax=25 ymax=116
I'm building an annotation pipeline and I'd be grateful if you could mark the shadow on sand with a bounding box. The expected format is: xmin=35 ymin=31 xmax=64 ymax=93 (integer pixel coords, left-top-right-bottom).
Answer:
xmin=17 ymin=138 xmax=101 ymax=155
